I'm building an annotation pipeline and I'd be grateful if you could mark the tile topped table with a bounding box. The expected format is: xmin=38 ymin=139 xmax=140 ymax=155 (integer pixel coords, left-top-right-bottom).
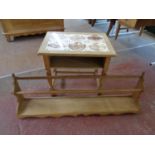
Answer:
xmin=38 ymin=32 xmax=117 ymax=88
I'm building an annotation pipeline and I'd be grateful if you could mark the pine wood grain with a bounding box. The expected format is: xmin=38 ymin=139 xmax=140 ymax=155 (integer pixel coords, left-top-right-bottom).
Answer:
xmin=17 ymin=97 xmax=140 ymax=118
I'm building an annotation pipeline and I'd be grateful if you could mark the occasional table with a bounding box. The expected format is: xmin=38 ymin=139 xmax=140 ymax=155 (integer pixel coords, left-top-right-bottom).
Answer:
xmin=38 ymin=32 xmax=116 ymax=89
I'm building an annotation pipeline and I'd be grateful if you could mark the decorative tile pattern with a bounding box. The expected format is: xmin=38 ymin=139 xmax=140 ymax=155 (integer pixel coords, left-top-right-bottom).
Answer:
xmin=46 ymin=33 xmax=109 ymax=52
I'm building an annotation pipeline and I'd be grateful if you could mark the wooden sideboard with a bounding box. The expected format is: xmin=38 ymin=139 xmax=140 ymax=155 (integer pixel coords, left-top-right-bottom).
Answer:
xmin=119 ymin=19 xmax=155 ymax=29
xmin=1 ymin=19 xmax=64 ymax=41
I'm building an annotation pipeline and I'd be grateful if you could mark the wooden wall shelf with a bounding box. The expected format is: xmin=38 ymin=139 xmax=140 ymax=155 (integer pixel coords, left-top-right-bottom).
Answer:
xmin=18 ymin=97 xmax=139 ymax=118
xmin=12 ymin=73 xmax=144 ymax=118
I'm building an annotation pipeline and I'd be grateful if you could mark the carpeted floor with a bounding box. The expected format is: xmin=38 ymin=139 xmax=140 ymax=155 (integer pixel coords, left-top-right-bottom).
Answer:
xmin=1 ymin=58 xmax=155 ymax=135
xmin=0 ymin=19 xmax=155 ymax=134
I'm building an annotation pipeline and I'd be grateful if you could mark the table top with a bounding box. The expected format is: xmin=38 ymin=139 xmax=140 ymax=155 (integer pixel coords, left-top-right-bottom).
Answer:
xmin=38 ymin=32 xmax=116 ymax=57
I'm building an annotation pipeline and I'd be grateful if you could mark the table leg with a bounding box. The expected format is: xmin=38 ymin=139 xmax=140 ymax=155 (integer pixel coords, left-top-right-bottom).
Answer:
xmin=43 ymin=55 xmax=53 ymax=89
xmin=97 ymin=69 xmax=105 ymax=90
xmin=98 ymin=57 xmax=111 ymax=94
xmin=55 ymin=69 xmax=66 ymax=89
xmin=103 ymin=57 xmax=111 ymax=74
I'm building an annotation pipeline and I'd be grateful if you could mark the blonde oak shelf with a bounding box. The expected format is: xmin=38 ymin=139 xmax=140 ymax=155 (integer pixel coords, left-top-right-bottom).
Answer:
xmin=18 ymin=97 xmax=140 ymax=118
xmin=12 ymin=73 xmax=144 ymax=118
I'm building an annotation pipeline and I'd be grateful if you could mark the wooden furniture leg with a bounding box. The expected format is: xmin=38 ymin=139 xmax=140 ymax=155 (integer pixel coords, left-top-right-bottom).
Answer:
xmin=115 ymin=22 xmax=121 ymax=40
xmin=98 ymin=57 xmax=111 ymax=93
xmin=103 ymin=57 xmax=111 ymax=74
xmin=132 ymin=72 xmax=144 ymax=103
xmin=91 ymin=19 xmax=96 ymax=27
xmin=6 ymin=35 xmax=14 ymax=42
xmin=88 ymin=19 xmax=92 ymax=24
xmin=139 ymin=26 xmax=144 ymax=36
xmin=43 ymin=55 xmax=53 ymax=89
xmin=97 ymin=69 xmax=105 ymax=95
xmin=106 ymin=19 xmax=116 ymax=36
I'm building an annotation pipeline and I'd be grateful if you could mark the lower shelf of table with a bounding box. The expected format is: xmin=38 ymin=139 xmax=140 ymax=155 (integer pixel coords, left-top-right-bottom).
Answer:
xmin=50 ymin=56 xmax=104 ymax=68
xmin=17 ymin=96 xmax=140 ymax=118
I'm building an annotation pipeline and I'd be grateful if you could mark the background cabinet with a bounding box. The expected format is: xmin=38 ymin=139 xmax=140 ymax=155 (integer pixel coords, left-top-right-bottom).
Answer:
xmin=1 ymin=19 xmax=64 ymax=41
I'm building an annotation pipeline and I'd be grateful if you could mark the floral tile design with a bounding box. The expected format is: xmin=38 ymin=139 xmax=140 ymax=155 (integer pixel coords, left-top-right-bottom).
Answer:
xmin=46 ymin=33 xmax=109 ymax=52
